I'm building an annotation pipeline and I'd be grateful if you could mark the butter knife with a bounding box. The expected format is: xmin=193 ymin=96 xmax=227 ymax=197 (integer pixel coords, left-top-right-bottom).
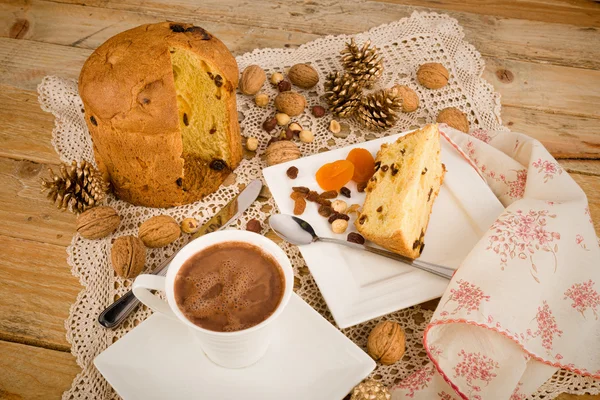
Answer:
xmin=98 ymin=179 xmax=263 ymax=329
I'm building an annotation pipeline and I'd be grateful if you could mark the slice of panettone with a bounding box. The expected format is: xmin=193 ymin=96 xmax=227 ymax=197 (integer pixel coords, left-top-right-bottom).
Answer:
xmin=355 ymin=124 xmax=445 ymax=259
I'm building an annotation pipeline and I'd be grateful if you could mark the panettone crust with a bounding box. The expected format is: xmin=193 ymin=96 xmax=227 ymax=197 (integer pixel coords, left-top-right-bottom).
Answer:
xmin=79 ymin=22 xmax=241 ymax=208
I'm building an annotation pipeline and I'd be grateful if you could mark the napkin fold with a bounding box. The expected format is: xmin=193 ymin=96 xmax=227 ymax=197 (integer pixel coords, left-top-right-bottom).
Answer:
xmin=392 ymin=126 xmax=600 ymax=399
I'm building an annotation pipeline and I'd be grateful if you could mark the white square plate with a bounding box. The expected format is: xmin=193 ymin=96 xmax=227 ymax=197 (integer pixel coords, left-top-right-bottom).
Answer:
xmin=95 ymin=293 xmax=375 ymax=400
xmin=263 ymin=131 xmax=504 ymax=329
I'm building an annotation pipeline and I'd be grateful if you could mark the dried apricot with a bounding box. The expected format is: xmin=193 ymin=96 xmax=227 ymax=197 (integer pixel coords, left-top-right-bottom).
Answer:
xmin=346 ymin=148 xmax=375 ymax=183
xmin=315 ymin=160 xmax=354 ymax=191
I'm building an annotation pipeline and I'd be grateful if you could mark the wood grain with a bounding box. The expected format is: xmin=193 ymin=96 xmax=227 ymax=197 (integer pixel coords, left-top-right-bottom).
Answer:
xmin=0 ymin=341 xmax=79 ymax=400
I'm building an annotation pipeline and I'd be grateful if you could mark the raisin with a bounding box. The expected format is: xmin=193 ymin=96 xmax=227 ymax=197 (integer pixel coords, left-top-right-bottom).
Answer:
xmin=278 ymin=80 xmax=291 ymax=92
xmin=358 ymin=215 xmax=367 ymax=225
xmin=246 ymin=219 xmax=262 ymax=233
xmin=428 ymin=187 xmax=433 ymax=201
xmin=374 ymin=161 xmax=381 ymax=172
xmin=214 ymin=75 xmax=223 ymax=87
xmin=209 ymin=126 xmax=217 ymax=134
xmin=376 ymin=206 xmax=383 ymax=212
xmin=320 ymin=190 xmax=338 ymax=199
xmin=176 ymin=178 xmax=183 ymax=187
xmin=210 ymin=159 xmax=227 ymax=171
xmin=170 ymin=24 xmax=185 ymax=33
xmin=183 ymin=113 xmax=189 ymax=126
xmin=419 ymin=242 xmax=425 ymax=254
xmin=357 ymin=182 xmax=367 ymax=193
xmin=413 ymin=240 xmax=420 ymax=250
xmin=90 ymin=116 xmax=98 ymax=126
xmin=370 ymin=176 xmax=377 ymax=182
xmin=185 ymin=26 xmax=211 ymax=40
xmin=293 ymin=197 xmax=306 ymax=215
xmin=318 ymin=205 xmax=333 ymax=217
xmin=347 ymin=232 xmax=365 ymax=245
xmin=328 ymin=213 xmax=349 ymax=223
xmin=422 ymin=167 xmax=428 ymax=175
xmin=290 ymin=191 xmax=306 ymax=201
xmin=400 ymin=149 xmax=406 ymax=155
xmin=340 ymin=187 xmax=351 ymax=198
xmin=307 ymin=191 xmax=320 ymax=202
xmin=381 ymin=165 xmax=389 ymax=172
xmin=316 ymin=197 xmax=332 ymax=207
xmin=286 ymin=166 xmax=299 ymax=179
xmin=391 ymin=163 xmax=399 ymax=176
xmin=207 ymin=71 xmax=214 ymax=79
xmin=292 ymin=186 xmax=310 ymax=194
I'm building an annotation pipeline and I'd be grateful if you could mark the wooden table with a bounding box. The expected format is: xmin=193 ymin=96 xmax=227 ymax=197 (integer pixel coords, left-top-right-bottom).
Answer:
xmin=1 ymin=0 xmax=599 ymax=398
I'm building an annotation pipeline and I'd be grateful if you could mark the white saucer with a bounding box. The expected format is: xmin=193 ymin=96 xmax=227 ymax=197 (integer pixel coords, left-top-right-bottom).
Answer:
xmin=95 ymin=293 xmax=375 ymax=400
xmin=263 ymin=131 xmax=504 ymax=328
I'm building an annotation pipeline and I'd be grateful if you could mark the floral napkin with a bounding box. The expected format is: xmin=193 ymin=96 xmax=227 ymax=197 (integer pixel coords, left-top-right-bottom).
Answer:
xmin=392 ymin=125 xmax=600 ymax=399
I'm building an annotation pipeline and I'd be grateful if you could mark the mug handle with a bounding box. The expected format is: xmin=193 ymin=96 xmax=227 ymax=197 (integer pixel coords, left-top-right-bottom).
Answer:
xmin=132 ymin=274 xmax=177 ymax=320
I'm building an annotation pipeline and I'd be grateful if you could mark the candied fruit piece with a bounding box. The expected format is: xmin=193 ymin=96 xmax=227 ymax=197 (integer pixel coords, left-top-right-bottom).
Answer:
xmin=315 ymin=160 xmax=354 ymax=191
xmin=346 ymin=148 xmax=375 ymax=183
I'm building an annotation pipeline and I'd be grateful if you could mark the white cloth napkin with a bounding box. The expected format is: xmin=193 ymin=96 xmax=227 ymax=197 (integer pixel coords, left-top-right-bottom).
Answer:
xmin=392 ymin=126 xmax=600 ymax=399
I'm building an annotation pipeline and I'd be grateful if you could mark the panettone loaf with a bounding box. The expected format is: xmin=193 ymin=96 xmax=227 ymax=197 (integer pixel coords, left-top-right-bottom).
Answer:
xmin=79 ymin=22 xmax=242 ymax=207
xmin=355 ymin=124 xmax=445 ymax=259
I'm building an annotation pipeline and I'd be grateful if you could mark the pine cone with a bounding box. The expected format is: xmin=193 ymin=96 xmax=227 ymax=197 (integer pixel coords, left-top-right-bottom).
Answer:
xmin=323 ymin=71 xmax=363 ymax=118
xmin=356 ymin=88 xmax=403 ymax=131
xmin=41 ymin=160 xmax=109 ymax=214
xmin=341 ymin=38 xmax=384 ymax=89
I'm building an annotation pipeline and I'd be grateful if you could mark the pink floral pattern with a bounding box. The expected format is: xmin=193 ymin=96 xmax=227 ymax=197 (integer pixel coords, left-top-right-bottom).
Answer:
xmin=525 ymin=301 xmax=563 ymax=352
xmin=576 ymin=234 xmax=590 ymax=251
xmin=453 ymin=350 xmax=499 ymax=400
xmin=510 ymin=383 xmax=526 ymax=400
xmin=438 ymin=391 xmax=456 ymax=400
xmin=444 ymin=280 xmax=490 ymax=315
xmin=395 ymin=365 xmax=436 ymax=397
xmin=585 ymin=206 xmax=593 ymax=224
xmin=469 ymin=129 xmax=493 ymax=143
xmin=564 ymin=280 xmax=600 ymax=319
xmin=487 ymin=209 xmax=560 ymax=282
xmin=532 ymin=158 xmax=563 ymax=183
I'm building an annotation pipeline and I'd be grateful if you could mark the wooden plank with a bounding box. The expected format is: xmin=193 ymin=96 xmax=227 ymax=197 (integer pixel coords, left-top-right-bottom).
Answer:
xmin=0 ymin=341 xmax=79 ymax=399
xmin=0 ymin=85 xmax=61 ymax=165
xmin=13 ymin=0 xmax=600 ymax=69
xmin=560 ymin=160 xmax=600 ymax=177
xmin=0 ymin=157 xmax=76 ymax=247
xmin=571 ymin=173 xmax=600 ymax=236
xmin=502 ymin=107 xmax=600 ymax=159
xmin=0 ymin=235 xmax=79 ymax=350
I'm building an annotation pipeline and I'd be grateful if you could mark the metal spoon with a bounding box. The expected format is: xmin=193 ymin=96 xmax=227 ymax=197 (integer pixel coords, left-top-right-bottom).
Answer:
xmin=269 ymin=214 xmax=455 ymax=279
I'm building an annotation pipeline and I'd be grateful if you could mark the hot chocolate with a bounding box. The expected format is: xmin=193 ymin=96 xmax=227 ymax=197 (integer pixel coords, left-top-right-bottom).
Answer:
xmin=174 ymin=241 xmax=285 ymax=332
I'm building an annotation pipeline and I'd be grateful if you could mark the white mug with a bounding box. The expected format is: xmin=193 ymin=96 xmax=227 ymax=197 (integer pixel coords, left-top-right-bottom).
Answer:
xmin=132 ymin=230 xmax=294 ymax=369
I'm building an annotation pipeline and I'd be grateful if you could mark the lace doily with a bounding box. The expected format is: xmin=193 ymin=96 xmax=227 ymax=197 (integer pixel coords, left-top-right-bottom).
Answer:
xmin=37 ymin=11 xmax=599 ymax=400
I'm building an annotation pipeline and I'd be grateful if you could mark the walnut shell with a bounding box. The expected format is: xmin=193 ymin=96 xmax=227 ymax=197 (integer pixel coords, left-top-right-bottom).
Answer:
xmin=240 ymin=65 xmax=266 ymax=95
xmin=367 ymin=320 xmax=406 ymax=365
xmin=264 ymin=141 xmax=301 ymax=166
xmin=138 ymin=215 xmax=181 ymax=248
xmin=393 ymin=84 xmax=419 ymax=113
xmin=417 ymin=63 xmax=449 ymax=89
xmin=76 ymin=206 xmax=121 ymax=239
xmin=111 ymin=235 xmax=146 ymax=278
xmin=288 ymin=63 xmax=319 ymax=89
xmin=436 ymin=107 xmax=470 ymax=133
xmin=274 ymin=91 xmax=306 ymax=117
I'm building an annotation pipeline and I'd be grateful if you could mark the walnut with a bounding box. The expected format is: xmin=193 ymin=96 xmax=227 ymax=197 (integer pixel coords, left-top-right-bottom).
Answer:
xmin=274 ymin=91 xmax=306 ymax=116
xmin=240 ymin=65 xmax=266 ymax=95
xmin=367 ymin=320 xmax=406 ymax=365
xmin=111 ymin=235 xmax=146 ymax=279
xmin=76 ymin=206 xmax=121 ymax=240
xmin=288 ymin=63 xmax=319 ymax=89
xmin=436 ymin=107 xmax=470 ymax=133
xmin=264 ymin=140 xmax=301 ymax=166
xmin=417 ymin=63 xmax=449 ymax=89
xmin=392 ymin=84 xmax=419 ymax=112
xmin=138 ymin=215 xmax=181 ymax=247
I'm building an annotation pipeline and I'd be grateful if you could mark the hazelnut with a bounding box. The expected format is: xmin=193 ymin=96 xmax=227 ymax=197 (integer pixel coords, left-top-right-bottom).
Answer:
xmin=246 ymin=136 xmax=259 ymax=151
xmin=367 ymin=321 xmax=406 ymax=365
xmin=417 ymin=63 xmax=449 ymax=89
xmin=254 ymin=93 xmax=269 ymax=107
xmin=436 ymin=107 xmax=470 ymax=133
xmin=331 ymin=200 xmax=348 ymax=214
xmin=276 ymin=113 xmax=291 ymax=126
xmin=180 ymin=217 xmax=200 ymax=234
xmin=280 ymin=128 xmax=294 ymax=141
xmin=264 ymin=140 xmax=301 ymax=166
xmin=246 ymin=219 xmax=262 ymax=233
xmin=329 ymin=119 xmax=341 ymax=134
xmin=311 ymin=105 xmax=326 ymax=118
xmin=299 ymin=130 xmax=314 ymax=143
xmin=288 ymin=63 xmax=319 ymax=89
xmin=392 ymin=84 xmax=419 ymax=113
xmin=274 ymin=91 xmax=306 ymax=117
xmin=240 ymin=65 xmax=266 ymax=95
xmin=288 ymin=122 xmax=302 ymax=134
xmin=278 ymin=80 xmax=292 ymax=92
xmin=270 ymin=72 xmax=284 ymax=85
xmin=262 ymin=117 xmax=277 ymax=132
xmin=331 ymin=219 xmax=348 ymax=234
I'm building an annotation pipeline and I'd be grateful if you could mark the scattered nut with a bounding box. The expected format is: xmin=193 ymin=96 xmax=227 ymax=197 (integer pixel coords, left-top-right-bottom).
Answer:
xmin=293 ymin=197 xmax=307 ymax=215
xmin=276 ymin=113 xmax=291 ymax=126
xmin=288 ymin=63 xmax=319 ymax=89
xmin=180 ymin=217 xmax=200 ymax=234
xmin=331 ymin=219 xmax=349 ymax=234
xmin=254 ymin=93 xmax=269 ymax=107
xmin=299 ymin=130 xmax=314 ymax=143
xmin=286 ymin=166 xmax=299 ymax=179
xmin=263 ymin=117 xmax=277 ymax=132
xmin=367 ymin=321 xmax=406 ymax=365
xmin=311 ymin=105 xmax=326 ymax=118
xmin=340 ymin=186 xmax=351 ymax=198
xmin=265 ymin=140 xmax=301 ymax=166
xmin=288 ymin=122 xmax=302 ymax=134
xmin=281 ymin=128 xmax=294 ymax=140
xmin=111 ymin=235 xmax=146 ymax=279
xmin=246 ymin=218 xmax=262 ymax=233
xmin=278 ymin=80 xmax=292 ymax=92
xmin=139 ymin=215 xmax=181 ymax=248
xmin=436 ymin=107 xmax=470 ymax=133
xmin=329 ymin=119 xmax=341 ymax=134
xmin=417 ymin=63 xmax=449 ymax=89
xmin=392 ymin=84 xmax=419 ymax=112
xmin=318 ymin=205 xmax=333 ymax=217
xmin=274 ymin=91 xmax=306 ymax=117
xmin=331 ymin=200 xmax=348 ymax=213
xmin=76 ymin=206 xmax=121 ymax=240
xmin=240 ymin=65 xmax=266 ymax=95
xmin=270 ymin=72 xmax=284 ymax=85
xmin=347 ymin=232 xmax=365 ymax=244
xmin=246 ymin=137 xmax=259 ymax=151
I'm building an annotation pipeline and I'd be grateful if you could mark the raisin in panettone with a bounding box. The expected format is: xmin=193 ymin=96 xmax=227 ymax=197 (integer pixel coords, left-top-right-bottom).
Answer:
xmin=79 ymin=22 xmax=242 ymax=207
xmin=356 ymin=124 xmax=445 ymax=259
